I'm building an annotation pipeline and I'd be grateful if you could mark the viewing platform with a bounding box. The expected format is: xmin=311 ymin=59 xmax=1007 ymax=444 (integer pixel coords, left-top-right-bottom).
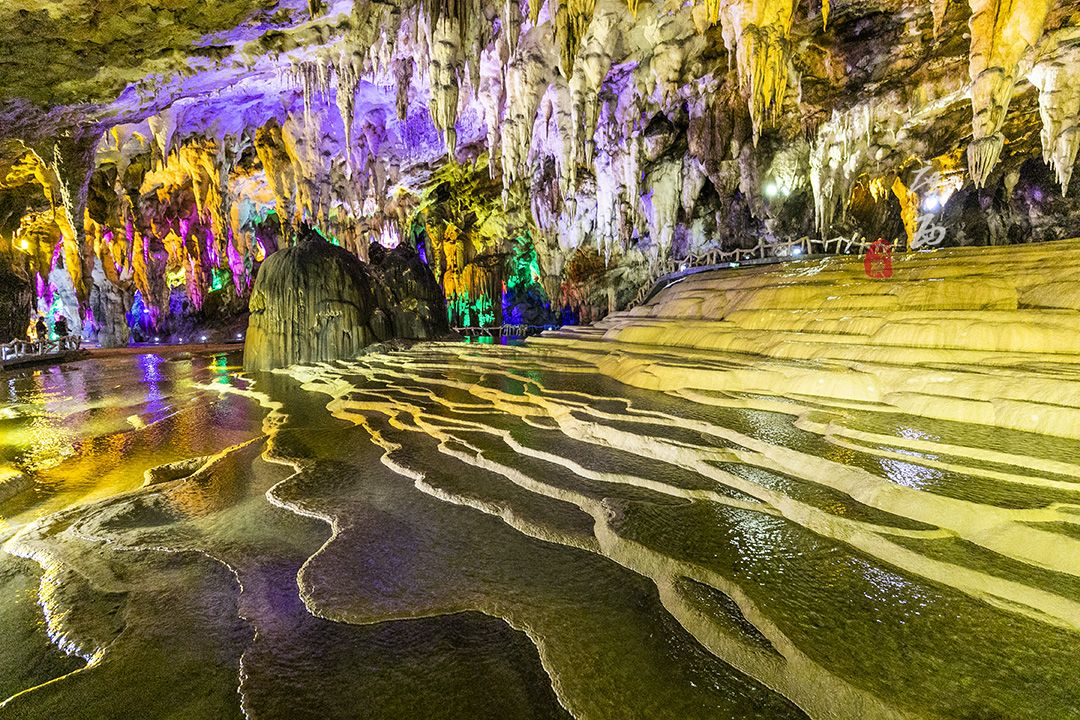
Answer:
xmin=0 ymin=336 xmax=83 ymax=370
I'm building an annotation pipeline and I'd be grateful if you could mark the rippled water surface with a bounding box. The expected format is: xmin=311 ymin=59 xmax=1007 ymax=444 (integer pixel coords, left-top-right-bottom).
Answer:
xmin=2 ymin=344 xmax=1079 ymax=719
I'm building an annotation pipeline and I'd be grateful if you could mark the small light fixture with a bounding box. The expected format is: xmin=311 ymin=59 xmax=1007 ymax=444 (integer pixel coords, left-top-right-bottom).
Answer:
xmin=764 ymin=181 xmax=779 ymax=199
xmin=791 ymin=246 xmax=803 ymax=256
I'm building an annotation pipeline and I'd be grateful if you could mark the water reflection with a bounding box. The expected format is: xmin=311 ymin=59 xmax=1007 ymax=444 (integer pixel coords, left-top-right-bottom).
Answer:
xmin=0 ymin=350 xmax=257 ymax=532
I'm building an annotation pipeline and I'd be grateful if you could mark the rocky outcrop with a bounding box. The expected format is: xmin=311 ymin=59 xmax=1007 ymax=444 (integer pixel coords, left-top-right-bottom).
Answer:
xmin=0 ymin=267 xmax=31 ymax=343
xmin=243 ymin=236 xmax=446 ymax=371
xmin=368 ymin=242 xmax=450 ymax=340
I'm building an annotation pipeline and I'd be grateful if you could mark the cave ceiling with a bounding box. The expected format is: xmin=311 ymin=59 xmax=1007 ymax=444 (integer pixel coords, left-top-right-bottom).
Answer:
xmin=0 ymin=0 xmax=1078 ymax=323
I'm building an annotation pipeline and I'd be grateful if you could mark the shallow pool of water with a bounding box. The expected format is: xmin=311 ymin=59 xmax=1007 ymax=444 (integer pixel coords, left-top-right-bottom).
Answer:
xmin=2 ymin=344 xmax=1078 ymax=719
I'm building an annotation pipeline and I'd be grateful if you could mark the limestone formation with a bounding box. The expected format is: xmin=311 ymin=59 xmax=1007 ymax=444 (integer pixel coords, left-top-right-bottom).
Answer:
xmin=0 ymin=267 xmax=31 ymax=342
xmin=244 ymin=237 xmax=384 ymax=371
xmin=0 ymin=0 xmax=1078 ymax=337
xmin=244 ymin=234 xmax=446 ymax=371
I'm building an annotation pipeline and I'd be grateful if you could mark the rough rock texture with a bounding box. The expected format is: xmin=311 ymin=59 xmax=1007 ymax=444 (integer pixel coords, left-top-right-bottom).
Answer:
xmin=0 ymin=0 xmax=1078 ymax=333
xmin=0 ymin=268 xmax=32 ymax=342
xmin=244 ymin=236 xmax=445 ymax=371
xmin=244 ymin=238 xmax=384 ymax=371
xmin=368 ymin=243 xmax=450 ymax=340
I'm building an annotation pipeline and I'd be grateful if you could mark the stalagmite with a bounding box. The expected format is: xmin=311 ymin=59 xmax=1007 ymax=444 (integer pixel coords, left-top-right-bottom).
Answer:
xmin=966 ymin=0 xmax=1053 ymax=187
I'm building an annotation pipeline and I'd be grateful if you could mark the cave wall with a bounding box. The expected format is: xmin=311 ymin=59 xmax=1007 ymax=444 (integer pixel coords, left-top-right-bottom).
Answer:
xmin=0 ymin=268 xmax=32 ymax=343
xmin=0 ymin=0 xmax=1077 ymax=338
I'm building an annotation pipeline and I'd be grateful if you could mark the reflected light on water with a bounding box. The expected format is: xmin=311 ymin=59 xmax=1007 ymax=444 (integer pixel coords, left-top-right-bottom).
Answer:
xmin=878 ymin=457 xmax=943 ymax=490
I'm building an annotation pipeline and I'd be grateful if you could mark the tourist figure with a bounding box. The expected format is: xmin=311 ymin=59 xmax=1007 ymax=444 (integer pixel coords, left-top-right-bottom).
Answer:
xmin=34 ymin=315 xmax=47 ymax=343
xmin=54 ymin=314 xmax=69 ymax=339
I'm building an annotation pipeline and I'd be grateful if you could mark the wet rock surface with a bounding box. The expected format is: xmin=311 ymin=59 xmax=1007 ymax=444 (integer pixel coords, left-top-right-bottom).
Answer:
xmin=244 ymin=237 xmax=447 ymax=371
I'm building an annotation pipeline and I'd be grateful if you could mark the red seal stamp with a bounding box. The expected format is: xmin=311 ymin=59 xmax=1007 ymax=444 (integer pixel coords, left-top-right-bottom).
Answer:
xmin=864 ymin=239 xmax=893 ymax=279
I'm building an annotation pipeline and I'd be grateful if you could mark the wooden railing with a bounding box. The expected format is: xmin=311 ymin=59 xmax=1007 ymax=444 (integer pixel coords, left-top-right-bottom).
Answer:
xmin=630 ymin=236 xmax=903 ymax=308
xmin=453 ymin=324 xmax=552 ymax=338
xmin=0 ymin=336 xmax=82 ymax=363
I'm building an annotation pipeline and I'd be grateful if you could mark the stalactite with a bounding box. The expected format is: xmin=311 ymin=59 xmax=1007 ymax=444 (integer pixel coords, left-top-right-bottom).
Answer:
xmin=644 ymin=157 xmax=683 ymax=263
xmin=335 ymin=56 xmax=361 ymax=175
xmin=39 ymin=133 xmax=101 ymax=307
xmin=255 ymin=121 xmax=299 ymax=239
xmin=966 ymin=0 xmax=1053 ymax=188
xmin=568 ymin=0 xmax=622 ymax=170
xmin=294 ymin=59 xmax=333 ymax=142
xmin=502 ymin=27 xmax=558 ymax=195
xmin=930 ymin=0 xmax=948 ymax=37
xmin=422 ymin=0 xmax=487 ymax=158
xmin=553 ymin=0 xmax=596 ymax=79
xmin=529 ymin=0 xmax=544 ymax=26
xmin=809 ymin=105 xmax=872 ymax=238
xmin=821 ymin=0 xmax=829 ymax=30
xmin=503 ymin=0 xmax=521 ymax=53
xmin=428 ymin=13 xmax=464 ymax=157
xmin=646 ymin=12 xmax=696 ymax=109
xmin=176 ymin=138 xmax=234 ymax=261
xmin=394 ymin=58 xmax=415 ymax=120
xmin=285 ymin=115 xmax=323 ymax=228
xmin=705 ymin=0 xmax=722 ymax=26
xmin=714 ymin=0 xmax=799 ymax=143
xmin=463 ymin=0 xmax=486 ymax=95
xmin=592 ymin=104 xmax=624 ymax=261
xmin=146 ymin=109 xmax=177 ymax=171
xmin=479 ymin=43 xmax=508 ymax=176
xmin=1029 ymin=35 xmax=1080 ymax=194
